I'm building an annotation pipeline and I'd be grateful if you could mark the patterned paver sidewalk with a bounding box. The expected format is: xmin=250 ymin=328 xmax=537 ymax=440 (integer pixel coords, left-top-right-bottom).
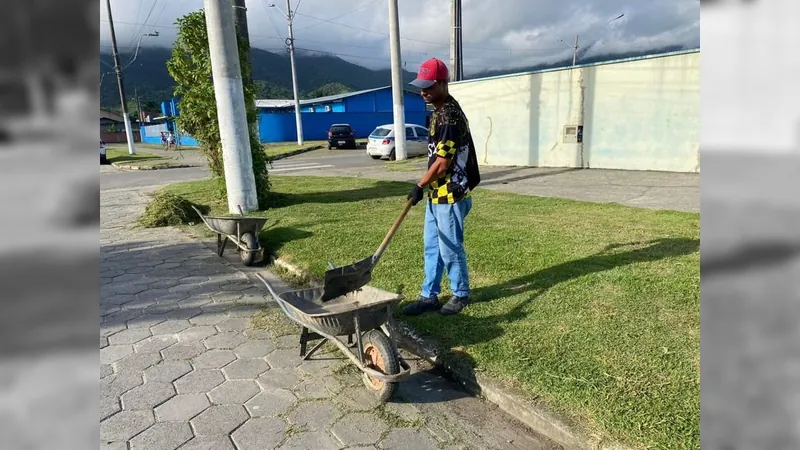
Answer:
xmin=100 ymin=188 xmax=558 ymax=450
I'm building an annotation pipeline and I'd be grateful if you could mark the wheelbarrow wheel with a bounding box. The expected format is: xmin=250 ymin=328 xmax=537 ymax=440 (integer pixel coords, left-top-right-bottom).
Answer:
xmin=239 ymin=232 xmax=258 ymax=266
xmin=361 ymin=329 xmax=399 ymax=402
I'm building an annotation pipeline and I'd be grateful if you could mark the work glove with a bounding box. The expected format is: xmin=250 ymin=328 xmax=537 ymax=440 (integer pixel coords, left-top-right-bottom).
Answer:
xmin=408 ymin=184 xmax=425 ymax=206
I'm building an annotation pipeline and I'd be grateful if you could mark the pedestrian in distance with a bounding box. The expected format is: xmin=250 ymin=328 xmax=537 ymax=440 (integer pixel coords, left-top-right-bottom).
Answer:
xmin=403 ymin=58 xmax=481 ymax=317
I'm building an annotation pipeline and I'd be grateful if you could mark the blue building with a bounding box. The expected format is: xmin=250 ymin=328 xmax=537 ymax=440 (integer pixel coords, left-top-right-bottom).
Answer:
xmin=142 ymin=86 xmax=429 ymax=145
xmin=139 ymin=98 xmax=200 ymax=147
xmin=256 ymin=86 xmax=429 ymax=143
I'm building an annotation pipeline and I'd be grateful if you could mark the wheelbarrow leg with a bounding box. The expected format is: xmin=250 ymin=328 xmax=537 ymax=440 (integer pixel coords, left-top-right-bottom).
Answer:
xmin=299 ymin=327 xmax=309 ymax=358
xmin=385 ymin=304 xmax=400 ymax=359
xmin=353 ymin=313 xmax=365 ymax=365
xmin=299 ymin=326 xmax=326 ymax=360
xmin=304 ymin=340 xmax=327 ymax=361
xmin=216 ymin=234 xmax=228 ymax=257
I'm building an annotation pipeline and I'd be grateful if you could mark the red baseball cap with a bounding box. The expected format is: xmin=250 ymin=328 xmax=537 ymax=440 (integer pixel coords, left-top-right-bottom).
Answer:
xmin=409 ymin=58 xmax=449 ymax=89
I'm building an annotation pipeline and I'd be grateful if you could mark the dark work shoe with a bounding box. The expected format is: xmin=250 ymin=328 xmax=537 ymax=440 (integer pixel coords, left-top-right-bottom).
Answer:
xmin=402 ymin=295 xmax=440 ymax=316
xmin=440 ymin=296 xmax=469 ymax=316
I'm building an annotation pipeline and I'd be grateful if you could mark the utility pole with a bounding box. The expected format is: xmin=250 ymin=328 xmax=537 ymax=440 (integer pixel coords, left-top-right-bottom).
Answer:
xmin=105 ymin=0 xmax=136 ymax=155
xmin=232 ymin=0 xmax=252 ymax=86
xmin=204 ymin=0 xmax=259 ymax=212
xmin=572 ymin=34 xmax=579 ymax=67
xmin=134 ymin=88 xmax=143 ymax=123
xmin=388 ymin=0 xmax=407 ymax=160
xmin=450 ymin=0 xmax=463 ymax=82
xmin=285 ymin=0 xmax=304 ymax=145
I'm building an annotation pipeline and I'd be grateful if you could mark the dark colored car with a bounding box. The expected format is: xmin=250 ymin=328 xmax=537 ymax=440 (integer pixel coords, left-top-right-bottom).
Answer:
xmin=327 ymin=123 xmax=356 ymax=149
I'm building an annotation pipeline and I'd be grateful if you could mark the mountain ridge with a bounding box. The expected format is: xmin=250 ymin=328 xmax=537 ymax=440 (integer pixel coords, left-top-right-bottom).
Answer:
xmin=100 ymin=44 xmax=697 ymax=109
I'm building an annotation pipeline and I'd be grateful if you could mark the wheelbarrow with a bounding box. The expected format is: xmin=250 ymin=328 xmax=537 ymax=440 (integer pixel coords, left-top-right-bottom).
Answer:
xmin=255 ymin=271 xmax=412 ymax=402
xmin=191 ymin=205 xmax=268 ymax=266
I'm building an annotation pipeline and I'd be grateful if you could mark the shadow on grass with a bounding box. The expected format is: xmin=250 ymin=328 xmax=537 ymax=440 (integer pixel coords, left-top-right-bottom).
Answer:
xmin=260 ymin=226 xmax=314 ymax=254
xmin=268 ymin=180 xmax=413 ymax=207
xmin=107 ymin=154 xmax=164 ymax=164
xmin=410 ymin=237 xmax=700 ymax=349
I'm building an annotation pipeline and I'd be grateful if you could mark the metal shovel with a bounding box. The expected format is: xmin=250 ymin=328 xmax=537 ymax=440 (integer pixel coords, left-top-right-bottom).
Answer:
xmin=320 ymin=199 xmax=414 ymax=302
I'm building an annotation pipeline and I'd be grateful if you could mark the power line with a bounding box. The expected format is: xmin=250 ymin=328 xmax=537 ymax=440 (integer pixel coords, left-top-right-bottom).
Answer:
xmin=291 ymin=10 xmax=561 ymax=53
xmin=128 ymin=0 xmax=160 ymax=49
xmin=99 ymin=19 xmax=281 ymax=41
xmin=293 ymin=0 xmax=380 ymax=31
xmin=259 ymin=0 xmax=285 ymax=40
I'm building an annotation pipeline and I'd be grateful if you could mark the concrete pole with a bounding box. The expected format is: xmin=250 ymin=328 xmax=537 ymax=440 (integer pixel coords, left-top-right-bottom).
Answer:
xmin=450 ymin=0 xmax=457 ymax=83
xmin=232 ymin=0 xmax=252 ymax=86
xmin=388 ymin=0 xmax=407 ymax=160
xmin=105 ymin=0 xmax=136 ymax=155
xmin=286 ymin=0 xmax=304 ymax=146
xmin=457 ymin=0 xmax=463 ymax=80
xmin=204 ymin=0 xmax=259 ymax=213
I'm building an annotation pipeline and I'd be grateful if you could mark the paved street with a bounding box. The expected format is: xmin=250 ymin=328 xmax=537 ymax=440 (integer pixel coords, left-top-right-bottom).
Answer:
xmin=100 ymin=180 xmax=558 ymax=450
xmin=100 ymin=148 xmax=379 ymax=191
xmin=102 ymin=146 xmax=700 ymax=212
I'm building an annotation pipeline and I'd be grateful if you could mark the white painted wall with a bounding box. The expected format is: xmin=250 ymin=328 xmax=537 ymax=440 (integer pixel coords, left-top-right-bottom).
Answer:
xmin=450 ymin=50 xmax=701 ymax=173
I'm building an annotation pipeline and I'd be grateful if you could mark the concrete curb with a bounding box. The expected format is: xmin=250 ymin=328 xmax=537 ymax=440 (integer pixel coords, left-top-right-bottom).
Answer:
xmin=268 ymin=145 xmax=324 ymax=161
xmin=111 ymin=161 xmax=194 ymax=171
xmin=261 ymin=255 xmax=634 ymax=450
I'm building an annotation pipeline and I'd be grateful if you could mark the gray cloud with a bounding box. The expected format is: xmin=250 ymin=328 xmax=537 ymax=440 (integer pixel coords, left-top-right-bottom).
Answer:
xmin=100 ymin=0 xmax=699 ymax=74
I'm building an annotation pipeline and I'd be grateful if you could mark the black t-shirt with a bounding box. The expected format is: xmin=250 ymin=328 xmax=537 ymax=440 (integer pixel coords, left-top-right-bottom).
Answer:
xmin=426 ymin=95 xmax=478 ymax=204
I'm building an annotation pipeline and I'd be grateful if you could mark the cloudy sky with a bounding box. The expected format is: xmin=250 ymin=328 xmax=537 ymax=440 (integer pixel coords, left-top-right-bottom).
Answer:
xmin=100 ymin=0 xmax=699 ymax=74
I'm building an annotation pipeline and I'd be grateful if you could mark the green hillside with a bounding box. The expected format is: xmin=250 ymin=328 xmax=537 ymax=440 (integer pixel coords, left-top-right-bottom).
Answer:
xmin=100 ymin=46 xmax=417 ymax=109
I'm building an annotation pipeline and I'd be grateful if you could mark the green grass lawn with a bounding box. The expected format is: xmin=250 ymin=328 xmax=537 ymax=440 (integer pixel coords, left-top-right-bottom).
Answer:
xmin=165 ymin=176 xmax=700 ymax=449
xmin=263 ymin=140 xmax=327 ymax=159
xmin=105 ymin=148 xmax=189 ymax=169
xmin=105 ymin=148 xmax=166 ymax=165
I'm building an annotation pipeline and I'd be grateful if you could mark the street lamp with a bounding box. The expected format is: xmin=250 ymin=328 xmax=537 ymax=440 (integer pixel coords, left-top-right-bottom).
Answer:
xmin=124 ymin=31 xmax=160 ymax=70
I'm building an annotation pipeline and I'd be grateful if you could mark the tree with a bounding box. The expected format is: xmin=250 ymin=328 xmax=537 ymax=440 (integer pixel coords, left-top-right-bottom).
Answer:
xmin=255 ymin=80 xmax=293 ymax=99
xmin=166 ymin=10 xmax=271 ymax=207
xmin=305 ymin=82 xmax=352 ymax=99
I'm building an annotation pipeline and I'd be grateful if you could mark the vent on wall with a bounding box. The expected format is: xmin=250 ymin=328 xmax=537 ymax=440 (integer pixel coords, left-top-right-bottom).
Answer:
xmin=563 ymin=125 xmax=583 ymax=143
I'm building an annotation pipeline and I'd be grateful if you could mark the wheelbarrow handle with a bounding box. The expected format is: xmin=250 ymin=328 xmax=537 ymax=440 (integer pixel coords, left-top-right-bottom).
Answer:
xmin=372 ymin=199 xmax=414 ymax=262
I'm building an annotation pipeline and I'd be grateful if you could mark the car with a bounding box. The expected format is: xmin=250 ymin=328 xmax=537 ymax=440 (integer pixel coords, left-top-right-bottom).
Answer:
xmin=327 ymin=123 xmax=357 ymax=149
xmin=366 ymin=123 xmax=429 ymax=160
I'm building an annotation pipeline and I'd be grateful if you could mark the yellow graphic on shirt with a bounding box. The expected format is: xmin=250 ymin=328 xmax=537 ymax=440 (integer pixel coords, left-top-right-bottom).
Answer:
xmin=426 ymin=97 xmax=472 ymax=204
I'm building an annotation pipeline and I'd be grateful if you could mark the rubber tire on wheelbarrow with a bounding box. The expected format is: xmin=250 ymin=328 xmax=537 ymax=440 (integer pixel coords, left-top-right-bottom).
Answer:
xmin=239 ymin=232 xmax=259 ymax=266
xmin=361 ymin=329 xmax=400 ymax=402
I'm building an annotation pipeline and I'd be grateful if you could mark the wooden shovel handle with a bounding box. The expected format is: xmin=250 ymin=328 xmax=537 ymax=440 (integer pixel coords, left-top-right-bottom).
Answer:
xmin=373 ymin=198 xmax=414 ymax=262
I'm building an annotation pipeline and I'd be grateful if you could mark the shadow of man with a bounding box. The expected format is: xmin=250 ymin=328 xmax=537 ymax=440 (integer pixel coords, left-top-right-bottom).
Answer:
xmin=422 ymin=237 xmax=700 ymax=348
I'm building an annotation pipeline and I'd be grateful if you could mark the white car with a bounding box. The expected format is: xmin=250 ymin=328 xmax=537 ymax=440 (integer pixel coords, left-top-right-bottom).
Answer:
xmin=366 ymin=123 xmax=429 ymax=160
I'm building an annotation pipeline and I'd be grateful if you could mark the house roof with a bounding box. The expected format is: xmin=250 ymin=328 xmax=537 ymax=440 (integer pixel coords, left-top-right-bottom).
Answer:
xmin=255 ymin=86 xmax=420 ymax=109
xmin=100 ymin=108 xmax=124 ymax=123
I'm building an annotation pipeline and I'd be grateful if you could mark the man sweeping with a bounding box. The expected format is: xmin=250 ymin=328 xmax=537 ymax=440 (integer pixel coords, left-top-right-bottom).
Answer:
xmin=403 ymin=58 xmax=480 ymax=316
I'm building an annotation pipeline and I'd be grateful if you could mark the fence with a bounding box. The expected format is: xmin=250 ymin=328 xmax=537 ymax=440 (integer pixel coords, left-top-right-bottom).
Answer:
xmin=101 ymin=130 xmax=141 ymax=144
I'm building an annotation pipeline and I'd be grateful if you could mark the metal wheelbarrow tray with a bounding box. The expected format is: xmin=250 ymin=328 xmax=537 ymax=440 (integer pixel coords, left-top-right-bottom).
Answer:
xmin=191 ymin=205 xmax=267 ymax=266
xmin=255 ymin=274 xmax=412 ymax=402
